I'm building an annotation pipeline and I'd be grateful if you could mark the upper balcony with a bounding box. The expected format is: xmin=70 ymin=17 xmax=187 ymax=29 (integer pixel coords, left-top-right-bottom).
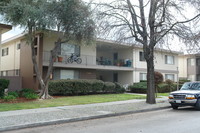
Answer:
xmin=43 ymin=51 xmax=133 ymax=71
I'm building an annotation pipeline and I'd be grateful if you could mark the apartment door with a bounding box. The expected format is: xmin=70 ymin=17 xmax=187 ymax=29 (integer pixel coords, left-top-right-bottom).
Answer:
xmin=113 ymin=53 xmax=118 ymax=65
xmin=113 ymin=53 xmax=118 ymax=60
xmin=113 ymin=72 xmax=118 ymax=82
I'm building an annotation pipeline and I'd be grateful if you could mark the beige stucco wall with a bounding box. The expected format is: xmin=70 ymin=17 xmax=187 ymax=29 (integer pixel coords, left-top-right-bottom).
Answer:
xmin=133 ymin=48 xmax=146 ymax=69
xmin=133 ymin=71 xmax=178 ymax=82
xmin=155 ymin=51 xmax=178 ymax=71
xmin=43 ymin=33 xmax=96 ymax=65
xmin=0 ymin=39 xmax=20 ymax=71
xmin=118 ymin=71 xmax=133 ymax=85
xmin=178 ymin=55 xmax=188 ymax=78
xmin=133 ymin=48 xmax=179 ymax=82
xmin=133 ymin=48 xmax=178 ymax=70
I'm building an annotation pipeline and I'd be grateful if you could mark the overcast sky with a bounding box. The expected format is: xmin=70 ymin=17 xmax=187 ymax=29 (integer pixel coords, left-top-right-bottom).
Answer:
xmin=1 ymin=0 xmax=197 ymax=53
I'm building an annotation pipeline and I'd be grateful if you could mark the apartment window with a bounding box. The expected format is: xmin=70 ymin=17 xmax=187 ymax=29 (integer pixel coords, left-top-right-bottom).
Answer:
xmin=1 ymin=71 xmax=8 ymax=76
xmin=61 ymin=43 xmax=80 ymax=56
xmin=140 ymin=73 xmax=147 ymax=81
xmin=17 ymin=43 xmax=21 ymax=50
xmin=139 ymin=51 xmax=145 ymax=61
xmin=15 ymin=69 xmax=19 ymax=76
xmin=2 ymin=48 xmax=9 ymax=56
xmin=60 ymin=70 xmax=79 ymax=79
xmin=165 ymin=74 xmax=174 ymax=81
xmin=188 ymin=75 xmax=195 ymax=81
xmin=197 ymin=75 xmax=200 ymax=81
xmin=165 ymin=55 xmax=174 ymax=65
xmin=196 ymin=58 xmax=200 ymax=66
xmin=188 ymin=58 xmax=195 ymax=66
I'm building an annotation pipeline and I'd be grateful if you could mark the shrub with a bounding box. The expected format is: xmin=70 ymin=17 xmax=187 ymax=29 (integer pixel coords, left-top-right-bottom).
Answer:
xmin=179 ymin=79 xmax=190 ymax=84
xmin=140 ymin=80 xmax=147 ymax=82
xmin=157 ymin=83 xmax=177 ymax=93
xmin=3 ymin=95 xmax=16 ymax=102
xmin=129 ymin=81 xmax=177 ymax=93
xmin=103 ymin=82 xmax=116 ymax=93
xmin=23 ymin=92 xmax=39 ymax=99
xmin=49 ymin=79 xmax=121 ymax=96
xmin=49 ymin=80 xmax=75 ymax=95
xmin=0 ymin=79 xmax=9 ymax=98
xmin=115 ymin=82 xmax=125 ymax=93
xmin=90 ymin=80 xmax=104 ymax=93
xmin=20 ymin=88 xmax=35 ymax=97
xmin=73 ymin=79 xmax=91 ymax=95
xmin=8 ymin=91 xmax=19 ymax=98
xmin=132 ymin=82 xmax=147 ymax=89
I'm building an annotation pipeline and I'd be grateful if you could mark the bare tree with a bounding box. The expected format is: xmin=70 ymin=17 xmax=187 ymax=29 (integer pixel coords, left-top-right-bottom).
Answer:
xmin=96 ymin=0 xmax=200 ymax=104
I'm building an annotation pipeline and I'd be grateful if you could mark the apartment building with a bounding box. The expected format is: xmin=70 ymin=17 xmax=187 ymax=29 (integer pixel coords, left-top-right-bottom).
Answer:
xmin=0 ymin=24 xmax=180 ymax=90
xmin=179 ymin=54 xmax=200 ymax=81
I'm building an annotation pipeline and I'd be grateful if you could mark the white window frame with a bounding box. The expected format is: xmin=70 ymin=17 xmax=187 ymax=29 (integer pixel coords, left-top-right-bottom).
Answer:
xmin=60 ymin=70 xmax=79 ymax=79
xmin=139 ymin=51 xmax=145 ymax=61
xmin=165 ymin=74 xmax=175 ymax=81
xmin=1 ymin=71 xmax=8 ymax=76
xmin=61 ymin=43 xmax=80 ymax=56
xmin=140 ymin=73 xmax=147 ymax=81
xmin=17 ymin=43 xmax=21 ymax=50
xmin=165 ymin=55 xmax=174 ymax=65
xmin=2 ymin=48 xmax=9 ymax=56
xmin=188 ymin=58 xmax=195 ymax=66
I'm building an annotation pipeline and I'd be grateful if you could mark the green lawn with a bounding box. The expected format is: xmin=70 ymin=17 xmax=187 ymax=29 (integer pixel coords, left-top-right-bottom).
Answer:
xmin=0 ymin=94 xmax=146 ymax=112
xmin=157 ymin=93 xmax=169 ymax=97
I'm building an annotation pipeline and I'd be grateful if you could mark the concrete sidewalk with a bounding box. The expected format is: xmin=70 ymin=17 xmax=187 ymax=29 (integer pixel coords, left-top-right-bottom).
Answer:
xmin=0 ymin=97 xmax=170 ymax=132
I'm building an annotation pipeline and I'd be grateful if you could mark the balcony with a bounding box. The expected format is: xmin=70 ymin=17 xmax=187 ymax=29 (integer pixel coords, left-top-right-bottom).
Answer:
xmin=43 ymin=52 xmax=133 ymax=71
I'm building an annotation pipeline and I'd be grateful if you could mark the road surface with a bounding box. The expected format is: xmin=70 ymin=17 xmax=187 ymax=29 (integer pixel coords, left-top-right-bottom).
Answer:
xmin=3 ymin=107 xmax=200 ymax=133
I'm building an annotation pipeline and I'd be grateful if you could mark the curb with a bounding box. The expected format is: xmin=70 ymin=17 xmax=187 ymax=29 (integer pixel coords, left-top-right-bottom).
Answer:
xmin=0 ymin=105 xmax=171 ymax=132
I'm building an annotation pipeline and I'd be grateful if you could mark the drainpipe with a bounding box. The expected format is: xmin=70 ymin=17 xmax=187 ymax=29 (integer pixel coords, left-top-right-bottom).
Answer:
xmin=0 ymin=30 xmax=2 ymax=74
xmin=177 ymin=67 xmax=179 ymax=90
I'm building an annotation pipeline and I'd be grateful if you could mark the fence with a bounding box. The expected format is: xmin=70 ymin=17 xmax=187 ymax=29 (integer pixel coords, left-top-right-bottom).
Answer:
xmin=0 ymin=76 xmax=22 ymax=92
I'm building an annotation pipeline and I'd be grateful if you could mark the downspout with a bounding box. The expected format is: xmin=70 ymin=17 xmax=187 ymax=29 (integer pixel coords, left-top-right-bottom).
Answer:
xmin=14 ymin=41 xmax=16 ymax=76
xmin=0 ymin=30 xmax=2 ymax=74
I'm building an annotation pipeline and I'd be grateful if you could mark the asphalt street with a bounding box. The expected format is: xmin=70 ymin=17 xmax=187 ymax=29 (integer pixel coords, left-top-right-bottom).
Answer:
xmin=3 ymin=107 xmax=200 ymax=133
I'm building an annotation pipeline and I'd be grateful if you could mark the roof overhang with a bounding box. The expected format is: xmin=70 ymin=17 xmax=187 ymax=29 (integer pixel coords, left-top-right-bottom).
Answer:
xmin=0 ymin=23 xmax=12 ymax=34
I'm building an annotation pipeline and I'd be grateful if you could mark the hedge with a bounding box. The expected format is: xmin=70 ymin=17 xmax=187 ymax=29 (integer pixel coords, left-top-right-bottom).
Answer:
xmin=49 ymin=79 xmax=125 ymax=96
xmin=0 ymin=79 xmax=9 ymax=98
xmin=129 ymin=82 xmax=177 ymax=93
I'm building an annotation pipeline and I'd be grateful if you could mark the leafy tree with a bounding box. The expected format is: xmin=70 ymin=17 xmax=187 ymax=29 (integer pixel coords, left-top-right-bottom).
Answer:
xmin=154 ymin=71 xmax=163 ymax=97
xmin=95 ymin=0 xmax=200 ymax=104
xmin=0 ymin=0 xmax=95 ymax=99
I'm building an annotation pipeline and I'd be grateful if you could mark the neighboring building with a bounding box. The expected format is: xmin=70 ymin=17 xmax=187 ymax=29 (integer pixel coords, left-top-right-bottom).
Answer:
xmin=0 ymin=24 xmax=22 ymax=91
xmin=179 ymin=54 xmax=200 ymax=81
xmin=0 ymin=25 xmax=180 ymax=90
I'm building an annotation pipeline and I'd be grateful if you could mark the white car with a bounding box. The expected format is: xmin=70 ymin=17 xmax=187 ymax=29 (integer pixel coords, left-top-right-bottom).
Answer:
xmin=168 ymin=82 xmax=200 ymax=110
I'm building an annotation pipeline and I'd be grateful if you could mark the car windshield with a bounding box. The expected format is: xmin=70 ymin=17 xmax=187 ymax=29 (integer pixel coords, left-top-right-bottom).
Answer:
xmin=181 ymin=82 xmax=200 ymax=90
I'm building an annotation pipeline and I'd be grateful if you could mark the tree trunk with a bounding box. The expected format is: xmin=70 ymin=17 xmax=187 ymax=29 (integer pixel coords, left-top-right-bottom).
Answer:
xmin=146 ymin=50 xmax=156 ymax=104
xmin=38 ymin=39 xmax=61 ymax=99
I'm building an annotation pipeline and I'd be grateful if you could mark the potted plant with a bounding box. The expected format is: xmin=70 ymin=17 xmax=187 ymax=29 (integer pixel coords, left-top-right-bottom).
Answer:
xmin=57 ymin=56 xmax=63 ymax=62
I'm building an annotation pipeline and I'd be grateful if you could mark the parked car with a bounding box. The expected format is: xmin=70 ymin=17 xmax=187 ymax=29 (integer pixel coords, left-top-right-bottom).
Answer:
xmin=168 ymin=82 xmax=200 ymax=110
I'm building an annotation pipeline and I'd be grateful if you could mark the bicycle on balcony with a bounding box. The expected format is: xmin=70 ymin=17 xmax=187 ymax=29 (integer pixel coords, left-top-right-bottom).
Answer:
xmin=67 ymin=53 xmax=82 ymax=64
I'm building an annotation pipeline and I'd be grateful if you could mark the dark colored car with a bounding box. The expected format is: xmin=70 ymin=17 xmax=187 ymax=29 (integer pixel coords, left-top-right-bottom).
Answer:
xmin=168 ymin=82 xmax=200 ymax=110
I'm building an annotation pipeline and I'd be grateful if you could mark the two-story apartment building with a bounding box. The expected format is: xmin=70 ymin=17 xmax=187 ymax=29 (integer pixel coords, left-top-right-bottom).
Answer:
xmin=179 ymin=54 xmax=200 ymax=81
xmin=0 ymin=24 xmax=180 ymax=90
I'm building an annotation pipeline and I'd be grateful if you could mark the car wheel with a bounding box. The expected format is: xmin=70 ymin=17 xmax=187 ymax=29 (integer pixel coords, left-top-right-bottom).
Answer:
xmin=195 ymin=99 xmax=200 ymax=110
xmin=171 ymin=104 xmax=178 ymax=110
